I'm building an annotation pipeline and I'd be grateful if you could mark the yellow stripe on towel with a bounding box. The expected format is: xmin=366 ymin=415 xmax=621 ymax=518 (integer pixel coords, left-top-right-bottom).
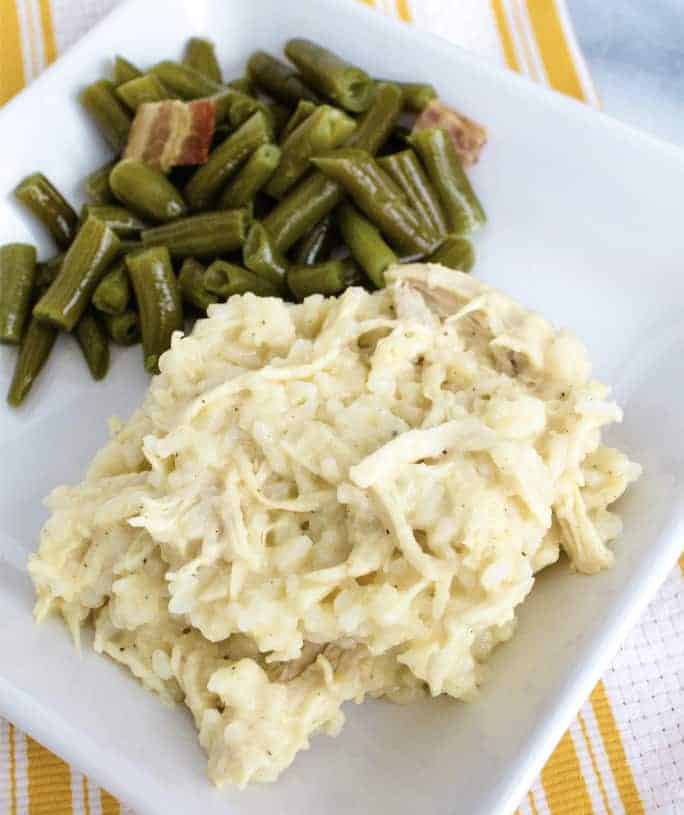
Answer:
xmin=541 ymin=729 xmax=595 ymax=814
xmin=39 ymin=0 xmax=58 ymax=64
xmin=26 ymin=735 xmax=73 ymax=814
xmin=101 ymin=787 xmax=121 ymax=815
xmin=524 ymin=0 xmax=585 ymax=100
xmin=490 ymin=0 xmax=521 ymax=72
xmin=0 ymin=0 xmax=26 ymax=103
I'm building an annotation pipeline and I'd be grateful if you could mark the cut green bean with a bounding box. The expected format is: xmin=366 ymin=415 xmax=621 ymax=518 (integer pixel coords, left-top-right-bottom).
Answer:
xmin=141 ymin=210 xmax=249 ymax=258
xmin=281 ymin=99 xmax=316 ymax=142
xmin=0 ymin=243 xmax=37 ymax=344
xmin=294 ymin=216 xmax=335 ymax=265
xmin=409 ymin=127 xmax=486 ymax=232
xmin=33 ymin=216 xmax=121 ymax=331
xmin=263 ymin=83 xmax=402 ymax=252
xmin=150 ymin=60 xmax=221 ymax=99
xmin=35 ymin=253 xmax=64 ymax=289
xmin=117 ymin=239 xmax=143 ymax=255
xmin=103 ymin=310 xmax=141 ymax=345
xmin=184 ymin=111 xmax=272 ymax=210
xmin=7 ymin=317 xmax=58 ymax=406
xmin=219 ymin=144 xmax=281 ymax=209
xmin=227 ymin=76 xmax=253 ymax=95
xmin=110 ymin=159 xmax=187 ymax=223
xmin=210 ymin=87 xmax=272 ymax=129
xmin=126 ymin=247 xmax=183 ymax=373
xmin=336 ymin=203 xmax=397 ymax=288
xmin=378 ymin=149 xmax=447 ymax=239
xmin=285 ymin=39 xmax=375 ymax=113
xmin=429 ymin=235 xmax=475 ymax=272
xmin=178 ymin=258 xmax=217 ymax=312
xmin=14 ymin=173 xmax=78 ymax=250
xmin=268 ymin=102 xmax=290 ymax=135
xmin=313 ymin=149 xmax=435 ymax=255
xmin=84 ymin=161 xmax=116 ymax=205
xmin=76 ymin=309 xmax=110 ymax=380
xmin=286 ymin=259 xmax=352 ymax=300
xmin=247 ymin=51 xmax=318 ymax=106
xmin=183 ymin=37 xmax=222 ymax=83
xmin=115 ymin=74 xmax=173 ymax=110
xmin=92 ymin=260 xmax=131 ymax=315
xmin=243 ymin=223 xmax=289 ymax=286
xmin=113 ymin=55 xmax=142 ymax=86
xmin=266 ymin=104 xmax=356 ymax=199
xmin=377 ymin=80 xmax=437 ymax=112
xmin=204 ymin=261 xmax=280 ymax=299
xmin=80 ymin=205 xmax=146 ymax=236
xmin=80 ymin=79 xmax=132 ymax=151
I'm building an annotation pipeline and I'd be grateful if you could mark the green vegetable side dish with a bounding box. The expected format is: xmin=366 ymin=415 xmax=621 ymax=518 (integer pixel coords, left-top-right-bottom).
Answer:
xmin=0 ymin=244 xmax=37 ymax=344
xmin=219 ymin=144 xmax=281 ymax=209
xmin=184 ymin=111 xmax=272 ymax=210
xmin=92 ymin=261 xmax=131 ymax=315
xmin=285 ymin=38 xmax=375 ymax=113
xmin=247 ymin=51 xmax=319 ymax=106
xmin=409 ymin=127 xmax=486 ymax=233
xmin=110 ymin=159 xmax=188 ymax=223
xmin=14 ymin=173 xmax=79 ymax=250
xmin=141 ymin=210 xmax=250 ymax=258
xmin=2 ymin=34 xmax=488 ymax=407
xmin=76 ymin=309 xmax=110 ymax=380
xmin=80 ymin=79 xmax=132 ymax=151
xmin=204 ymin=261 xmax=280 ymax=299
xmin=33 ymin=217 xmax=121 ymax=332
xmin=103 ymin=310 xmax=141 ymax=346
xmin=336 ymin=203 xmax=397 ymax=289
xmin=178 ymin=258 xmax=218 ymax=312
xmin=126 ymin=246 xmax=184 ymax=373
xmin=266 ymin=104 xmax=357 ymax=199
xmin=6 ymin=318 xmax=58 ymax=406
xmin=183 ymin=37 xmax=222 ymax=83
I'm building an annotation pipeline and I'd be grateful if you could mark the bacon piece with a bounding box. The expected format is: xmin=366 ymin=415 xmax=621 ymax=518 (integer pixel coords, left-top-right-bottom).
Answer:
xmin=413 ymin=99 xmax=487 ymax=166
xmin=124 ymin=99 xmax=216 ymax=172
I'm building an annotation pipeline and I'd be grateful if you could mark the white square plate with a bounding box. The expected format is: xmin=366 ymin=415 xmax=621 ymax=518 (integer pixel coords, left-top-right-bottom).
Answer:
xmin=1 ymin=1 xmax=683 ymax=813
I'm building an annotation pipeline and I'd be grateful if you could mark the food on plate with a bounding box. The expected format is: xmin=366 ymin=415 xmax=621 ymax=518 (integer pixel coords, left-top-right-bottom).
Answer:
xmin=29 ymin=264 xmax=640 ymax=788
xmin=3 ymin=36 xmax=485 ymax=405
xmin=0 ymin=243 xmax=37 ymax=344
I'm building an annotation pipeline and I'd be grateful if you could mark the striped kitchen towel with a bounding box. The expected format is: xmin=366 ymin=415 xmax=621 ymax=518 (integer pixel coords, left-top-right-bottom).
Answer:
xmin=0 ymin=1 xmax=682 ymax=813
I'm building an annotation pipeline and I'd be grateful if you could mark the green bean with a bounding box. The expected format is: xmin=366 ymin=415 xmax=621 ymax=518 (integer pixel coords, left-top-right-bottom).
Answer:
xmin=286 ymin=259 xmax=353 ymax=300
xmin=126 ymin=247 xmax=183 ymax=373
xmin=115 ymin=74 xmax=173 ymax=110
xmin=6 ymin=317 xmax=58 ymax=406
xmin=247 ymin=51 xmax=318 ymax=106
xmin=263 ymin=83 xmax=402 ymax=252
xmin=117 ymin=239 xmax=143 ymax=255
xmin=14 ymin=173 xmax=78 ymax=250
xmin=378 ymin=149 xmax=447 ymax=238
xmin=336 ymin=203 xmax=397 ymax=288
xmin=76 ymin=309 xmax=109 ymax=380
xmin=313 ymin=149 xmax=435 ymax=255
xmin=281 ymin=99 xmax=316 ymax=142
xmin=268 ymin=102 xmax=291 ymax=136
xmin=35 ymin=253 xmax=64 ymax=289
xmin=429 ymin=235 xmax=475 ymax=272
xmin=178 ymin=258 xmax=217 ymax=312
xmin=183 ymin=37 xmax=222 ymax=83
xmin=242 ymin=223 xmax=289 ymax=286
xmin=228 ymin=77 xmax=254 ymax=95
xmin=80 ymin=79 xmax=132 ymax=151
xmin=103 ymin=310 xmax=141 ymax=345
xmin=266 ymin=105 xmax=356 ymax=199
xmin=219 ymin=144 xmax=281 ymax=209
xmin=81 ymin=204 xmax=146 ymax=236
xmin=110 ymin=159 xmax=187 ymax=223
xmin=113 ymin=55 xmax=142 ymax=86
xmin=33 ymin=217 xmax=120 ymax=331
xmin=150 ymin=60 xmax=221 ymax=99
xmin=92 ymin=260 xmax=131 ymax=315
xmin=141 ymin=210 xmax=249 ymax=258
xmin=284 ymin=39 xmax=374 ymax=113
xmin=84 ymin=161 xmax=116 ymax=205
xmin=210 ymin=87 xmax=272 ymax=128
xmin=409 ymin=127 xmax=486 ymax=232
xmin=377 ymin=80 xmax=437 ymax=112
xmin=184 ymin=111 xmax=272 ymax=210
xmin=0 ymin=243 xmax=37 ymax=344
xmin=204 ymin=261 xmax=280 ymax=299
xmin=294 ymin=216 xmax=335 ymax=265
